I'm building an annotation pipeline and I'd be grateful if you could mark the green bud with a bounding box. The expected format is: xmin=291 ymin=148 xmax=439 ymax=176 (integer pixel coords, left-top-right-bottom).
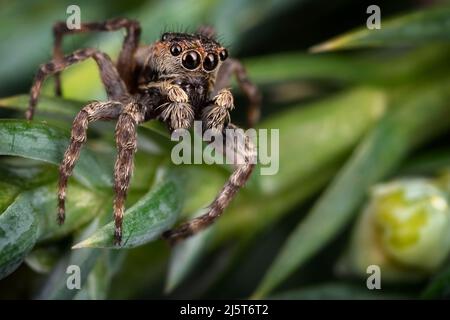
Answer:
xmin=339 ymin=178 xmax=450 ymax=281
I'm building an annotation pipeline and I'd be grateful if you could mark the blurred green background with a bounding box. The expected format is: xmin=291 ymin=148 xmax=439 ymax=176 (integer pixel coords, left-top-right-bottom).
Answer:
xmin=1 ymin=0 xmax=450 ymax=299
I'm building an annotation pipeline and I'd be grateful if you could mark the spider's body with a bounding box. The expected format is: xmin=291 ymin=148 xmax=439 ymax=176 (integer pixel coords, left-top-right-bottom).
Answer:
xmin=26 ymin=19 xmax=261 ymax=245
xmin=133 ymin=31 xmax=227 ymax=128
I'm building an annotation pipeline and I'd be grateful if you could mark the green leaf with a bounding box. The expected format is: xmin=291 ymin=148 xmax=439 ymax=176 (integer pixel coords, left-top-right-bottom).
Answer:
xmin=253 ymin=81 xmax=450 ymax=298
xmin=165 ymin=218 xmax=213 ymax=293
xmin=246 ymin=45 xmax=450 ymax=87
xmin=0 ymin=190 xmax=40 ymax=280
xmin=37 ymin=219 xmax=103 ymax=300
xmin=311 ymin=5 xmax=450 ymax=52
xmin=73 ymin=170 xmax=184 ymax=249
xmin=0 ymin=181 xmax=20 ymax=213
xmin=0 ymin=95 xmax=179 ymax=146
xmin=37 ymin=184 xmax=110 ymax=242
xmin=0 ymin=94 xmax=82 ymax=117
xmin=73 ymin=250 xmax=125 ymax=300
xmin=0 ymin=182 xmax=109 ymax=280
xmin=257 ymin=87 xmax=386 ymax=194
xmin=0 ymin=162 xmax=58 ymax=191
xmin=0 ymin=120 xmax=112 ymax=189
xmin=36 ymin=198 xmax=120 ymax=300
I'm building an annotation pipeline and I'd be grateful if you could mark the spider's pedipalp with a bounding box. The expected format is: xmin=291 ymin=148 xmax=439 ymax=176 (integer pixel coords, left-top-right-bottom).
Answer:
xmin=145 ymin=81 xmax=195 ymax=131
xmin=27 ymin=48 xmax=127 ymax=120
xmin=202 ymin=88 xmax=234 ymax=131
xmin=158 ymin=102 xmax=194 ymax=130
xmin=58 ymin=101 xmax=123 ymax=224
xmin=215 ymin=58 xmax=262 ymax=127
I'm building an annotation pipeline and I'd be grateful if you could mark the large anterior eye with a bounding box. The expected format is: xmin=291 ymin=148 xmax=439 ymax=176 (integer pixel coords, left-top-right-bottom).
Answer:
xmin=170 ymin=43 xmax=182 ymax=56
xmin=182 ymin=50 xmax=201 ymax=70
xmin=203 ymin=53 xmax=218 ymax=71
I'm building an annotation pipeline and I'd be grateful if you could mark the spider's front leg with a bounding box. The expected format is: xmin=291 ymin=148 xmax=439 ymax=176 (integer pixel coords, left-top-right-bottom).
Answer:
xmin=58 ymin=101 xmax=123 ymax=224
xmin=113 ymin=102 xmax=145 ymax=245
xmin=163 ymin=120 xmax=257 ymax=244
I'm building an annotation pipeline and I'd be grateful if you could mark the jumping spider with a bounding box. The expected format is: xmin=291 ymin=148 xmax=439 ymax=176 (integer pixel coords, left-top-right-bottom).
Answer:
xmin=26 ymin=19 xmax=261 ymax=245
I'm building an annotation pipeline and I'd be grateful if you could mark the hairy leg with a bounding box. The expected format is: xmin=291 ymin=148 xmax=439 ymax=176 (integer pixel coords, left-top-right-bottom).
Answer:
xmin=27 ymin=48 xmax=128 ymax=120
xmin=163 ymin=123 xmax=256 ymax=244
xmin=53 ymin=18 xmax=141 ymax=95
xmin=58 ymin=101 xmax=123 ymax=224
xmin=196 ymin=25 xmax=216 ymax=38
xmin=214 ymin=59 xmax=262 ymax=127
xmin=113 ymin=102 xmax=145 ymax=245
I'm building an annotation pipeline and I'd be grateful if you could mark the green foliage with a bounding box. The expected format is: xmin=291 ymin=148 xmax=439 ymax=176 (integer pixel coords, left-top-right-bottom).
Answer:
xmin=1 ymin=0 xmax=450 ymax=299
xmin=73 ymin=170 xmax=184 ymax=249
xmin=311 ymin=6 xmax=450 ymax=52
xmin=254 ymin=81 xmax=450 ymax=297
xmin=0 ymin=120 xmax=112 ymax=188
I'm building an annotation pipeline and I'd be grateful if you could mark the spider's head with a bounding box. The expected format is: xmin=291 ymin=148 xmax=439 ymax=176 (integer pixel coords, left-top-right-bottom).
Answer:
xmin=149 ymin=30 xmax=228 ymax=79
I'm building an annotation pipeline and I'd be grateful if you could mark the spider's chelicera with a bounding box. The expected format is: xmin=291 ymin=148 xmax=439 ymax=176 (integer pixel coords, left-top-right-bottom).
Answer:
xmin=26 ymin=19 xmax=261 ymax=245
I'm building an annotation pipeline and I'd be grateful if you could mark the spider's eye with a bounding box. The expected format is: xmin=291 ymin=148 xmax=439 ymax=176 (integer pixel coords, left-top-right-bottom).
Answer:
xmin=219 ymin=49 xmax=228 ymax=61
xmin=182 ymin=50 xmax=201 ymax=70
xmin=203 ymin=53 xmax=218 ymax=71
xmin=161 ymin=33 xmax=170 ymax=41
xmin=170 ymin=44 xmax=182 ymax=56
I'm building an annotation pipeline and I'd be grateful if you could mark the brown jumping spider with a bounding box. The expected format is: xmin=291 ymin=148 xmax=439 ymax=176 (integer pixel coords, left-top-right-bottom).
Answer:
xmin=26 ymin=19 xmax=261 ymax=245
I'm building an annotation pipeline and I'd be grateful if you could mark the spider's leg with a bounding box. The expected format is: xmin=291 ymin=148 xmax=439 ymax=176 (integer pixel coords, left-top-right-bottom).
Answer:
xmin=58 ymin=101 xmax=123 ymax=224
xmin=196 ymin=25 xmax=216 ymax=38
xmin=113 ymin=102 xmax=145 ymax=245
xmin=163 ymin=123 xmax=256 ymax=244
xmin=53 ymin=18 xmax=141 ymax=95
xmin=27 ymin=48 xmax=127 ymax=120
xmin=214 ymin=58 xmax=262 ymax=127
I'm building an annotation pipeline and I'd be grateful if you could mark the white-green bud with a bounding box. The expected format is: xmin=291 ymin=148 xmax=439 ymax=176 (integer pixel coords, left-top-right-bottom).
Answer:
xmin=340 ymin=178 xmax=450 ymax=281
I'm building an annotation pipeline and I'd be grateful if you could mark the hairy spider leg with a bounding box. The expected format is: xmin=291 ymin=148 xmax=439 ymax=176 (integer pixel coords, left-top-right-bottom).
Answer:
xmin=58 ymin=101 xmax=123 ymax=224
xmin=53 ymin=18 xmax=141 ymax=95
xmin=26 ymin=48 xmax=128 ymax=120
xmin=113 ymin=102 xmax=145 ymax=244
xmin=163 ymin=123 xmax=256 ymax=244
